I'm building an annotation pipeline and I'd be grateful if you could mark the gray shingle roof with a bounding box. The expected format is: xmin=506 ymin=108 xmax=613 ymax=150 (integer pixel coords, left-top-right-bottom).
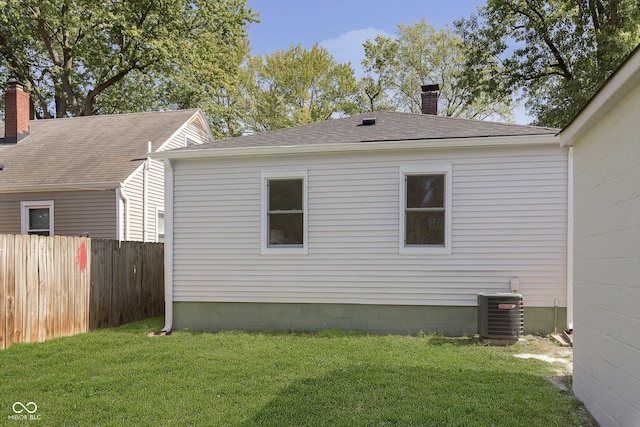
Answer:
xmin=0 ymin=109 xmax=199 ymax=192
xmin=184 ymin=111 xmax=557 ymax=151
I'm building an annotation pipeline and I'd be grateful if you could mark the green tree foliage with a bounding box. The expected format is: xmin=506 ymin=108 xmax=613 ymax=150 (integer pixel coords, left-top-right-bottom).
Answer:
xmin=356 ymin=36 xmax=397 ymax=113
xmin=353 ymin=75 xmax=396 ymax=113
xmin=0 ymin=0 xmax=256 ymax=129
xmin=241 ymin=44 xmax=359 ymax=133
xmin=457 ymin=0 xmax=640 ymax=127
xmin=360 ymin=19 xmax=515 ymax=121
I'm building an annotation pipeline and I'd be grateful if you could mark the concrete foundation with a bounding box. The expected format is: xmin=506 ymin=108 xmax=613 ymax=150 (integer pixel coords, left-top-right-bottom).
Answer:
xmin=173 ymin=302 xmax=566 ymax=336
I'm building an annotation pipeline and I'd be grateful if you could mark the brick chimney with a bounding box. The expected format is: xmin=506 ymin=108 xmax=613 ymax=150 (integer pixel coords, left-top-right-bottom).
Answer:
xmin=420 ymin=84 xmax=439 ymax=115
xmin=4 ymin=79 xmax=30 ymax=143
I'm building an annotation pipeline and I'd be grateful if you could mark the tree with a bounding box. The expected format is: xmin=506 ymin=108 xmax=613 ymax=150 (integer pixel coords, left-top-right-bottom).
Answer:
xmin=356 ymin=36 xmax=398 ymax=113
xmin=0 ymin=0 xmax=256 ymax=126
xmin=457 ymin=0 xmax=640 ymax=127
xmin=360 ymin=19 xmax=515 ymax=121
xmin=241 ymin=44 xmax=359 ymax=133
xmin=353 ymin=76 xmax=396 ymax=113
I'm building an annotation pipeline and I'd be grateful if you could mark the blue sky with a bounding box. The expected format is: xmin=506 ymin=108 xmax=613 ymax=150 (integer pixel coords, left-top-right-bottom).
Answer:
xmin=245 ymin=1 xmax=530 ymax=124
xmin=246 ymin=0 xmax=484 ymax=62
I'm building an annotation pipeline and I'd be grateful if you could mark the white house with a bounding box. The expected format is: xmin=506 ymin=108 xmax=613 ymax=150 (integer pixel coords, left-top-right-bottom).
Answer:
xmin=154 ymin=106 xmax=570 ymax=336
xmin=560 ymin=45 xmax=640 ymax=427
xmin=0 ymin=80 xmax=214 ymax=241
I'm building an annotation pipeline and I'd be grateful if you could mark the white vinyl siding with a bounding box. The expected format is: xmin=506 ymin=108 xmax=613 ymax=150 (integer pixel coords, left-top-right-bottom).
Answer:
xmin=148 ymin=116 xmax=211 ymax=241
xmin=117 ymin=189 xmax=127 ymax=240
xmin=121 ymin=114 xmax=213 ymax=242
xmin=171 ymin=144 xmax=568 ymax=308
xmin=570 ymin=78 xmax=640 ymax=426
xmin=161 ymin=114 xmax=212 ymax=151
xmin=145 ymin=158 xmax=165 ymax=242
xmin=123 ymin=166 xmax=145 ymax=241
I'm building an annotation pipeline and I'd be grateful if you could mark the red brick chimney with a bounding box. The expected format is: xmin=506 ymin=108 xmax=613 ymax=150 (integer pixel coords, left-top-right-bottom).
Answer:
xmin=4 ymin=79 xmax=30 ymax=143
xmin=420 ymin=84 xmax=439 ymax=115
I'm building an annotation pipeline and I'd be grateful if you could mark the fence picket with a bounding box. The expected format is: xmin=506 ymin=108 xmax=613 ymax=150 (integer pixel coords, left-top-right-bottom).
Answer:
xmin=5 ymin=235 xmax=15 ymax=348
xmin=37 ymin=236 xmax=48 ymax=343
xmin=26 ymin=236 xmax=38 ymax=343
xmin=80 ymin=238 xmax=90 ymax=332
xmin=0 ymin=235 xmax=6 ymax=350
xmin=59 ymin=236 xmax=69 ymax=337
xmin=0 ymin=235 xmax=164 ymax=349
xmin=15 ymin=235 xmax=25 ymax=343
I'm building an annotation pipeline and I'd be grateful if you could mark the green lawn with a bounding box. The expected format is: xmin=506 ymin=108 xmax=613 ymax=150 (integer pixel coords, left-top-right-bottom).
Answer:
xmin=1 ymin=317 xmax=589 ymax=426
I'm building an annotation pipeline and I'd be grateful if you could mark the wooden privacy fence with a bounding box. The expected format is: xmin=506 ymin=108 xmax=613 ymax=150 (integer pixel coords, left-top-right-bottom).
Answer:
xmin=0 ymin=235 xmax=164 ymax=349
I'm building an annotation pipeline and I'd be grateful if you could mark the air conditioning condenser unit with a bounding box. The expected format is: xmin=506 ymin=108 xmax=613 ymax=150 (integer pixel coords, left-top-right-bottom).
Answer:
xmin=477 ymin=293 xmax=523 ymax=343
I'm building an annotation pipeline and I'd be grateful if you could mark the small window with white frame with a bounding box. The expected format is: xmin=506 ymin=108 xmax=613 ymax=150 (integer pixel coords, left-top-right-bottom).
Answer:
xmin=261 ymin=170 xmax=308 ymax=254
xmin=400 ymin=166 xmax=452 ymax=255
xmin=21 ymin=201 xmax=54 ymax=236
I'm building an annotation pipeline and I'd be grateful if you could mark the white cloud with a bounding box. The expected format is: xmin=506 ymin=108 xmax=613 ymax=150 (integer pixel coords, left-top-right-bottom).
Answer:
xmin=320 ymin=28 xmax=533 ymax=124
xmin=320 ymin=28 xmax=394 ymax=77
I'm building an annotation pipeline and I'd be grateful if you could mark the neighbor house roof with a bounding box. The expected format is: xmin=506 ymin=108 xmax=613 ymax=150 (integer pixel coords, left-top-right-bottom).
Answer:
xmin=154 ymin=111 xmax=558 ymax=160
xmin=0 ymin=109 xmax=202 ymax=193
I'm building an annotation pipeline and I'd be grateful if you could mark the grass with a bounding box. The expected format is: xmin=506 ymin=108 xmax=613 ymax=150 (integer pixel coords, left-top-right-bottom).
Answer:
xmin=0 ymin=318 xmax=589 ymax=426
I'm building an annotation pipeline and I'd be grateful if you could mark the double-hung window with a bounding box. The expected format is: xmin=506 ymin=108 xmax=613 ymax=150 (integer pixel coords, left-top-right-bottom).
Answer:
xmin=21 ymin=201 xmax=54 ymax=236
xmin=261 ymin=171 xmax=308 ymax=254
xmin=400 ymin=166 xmax=452 ymax=254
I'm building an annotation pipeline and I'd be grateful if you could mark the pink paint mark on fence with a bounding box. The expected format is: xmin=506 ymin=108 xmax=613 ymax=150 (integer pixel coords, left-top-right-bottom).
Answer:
xmin=78 ymin=241 xmax=87 ymax=271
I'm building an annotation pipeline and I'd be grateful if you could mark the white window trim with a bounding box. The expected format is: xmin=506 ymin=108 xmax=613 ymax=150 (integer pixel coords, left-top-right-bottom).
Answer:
xmin=116 ymin=188 xmax=130 ymax=241
xmin=156 ymin=208 xmax=165 ymax=243
xmin=21 ymin=200 xmax=55 ymax=236
xmin=261 ymin=170 xmax=309 ymax=255
xmin=399 ymin=165 xmax=452 ymax=255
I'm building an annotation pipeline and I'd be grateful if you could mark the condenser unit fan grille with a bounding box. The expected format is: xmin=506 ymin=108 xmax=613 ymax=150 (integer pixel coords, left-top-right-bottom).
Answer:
xmin=478 ymin=293 xmax=524 ymax=339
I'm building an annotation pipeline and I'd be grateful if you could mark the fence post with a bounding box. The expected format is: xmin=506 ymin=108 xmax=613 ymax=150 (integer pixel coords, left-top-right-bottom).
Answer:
xmin=1 ymin=235 xmax=164 ymax=348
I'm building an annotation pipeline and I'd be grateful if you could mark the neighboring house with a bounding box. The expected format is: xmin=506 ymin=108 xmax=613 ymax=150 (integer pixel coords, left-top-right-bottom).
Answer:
xmin=0 ymin=80 xmax=214 ymax=241
xmin=560 ymin=45 xmax=640 ymax=427
xmin=154 ymin=88 xmax=571 ymax=336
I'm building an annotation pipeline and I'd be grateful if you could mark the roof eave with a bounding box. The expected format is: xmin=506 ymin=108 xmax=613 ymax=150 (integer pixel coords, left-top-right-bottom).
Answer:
xmin=0 ymin=181 xmax=123 ymax=194
xmin=151 ymin=134 xmax=560 ymax=161
xmin=155 ymin=109 xmax=214 ymax=153
xmin=560 ymin=46 xmax=640 ymax=147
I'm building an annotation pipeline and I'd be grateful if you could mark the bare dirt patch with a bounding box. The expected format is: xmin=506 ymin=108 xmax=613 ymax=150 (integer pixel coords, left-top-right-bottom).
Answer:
xmin=511 ymin=336 xmax=599 ymax=426
xmin=511 ymin=335 xmax=573 ymax=390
